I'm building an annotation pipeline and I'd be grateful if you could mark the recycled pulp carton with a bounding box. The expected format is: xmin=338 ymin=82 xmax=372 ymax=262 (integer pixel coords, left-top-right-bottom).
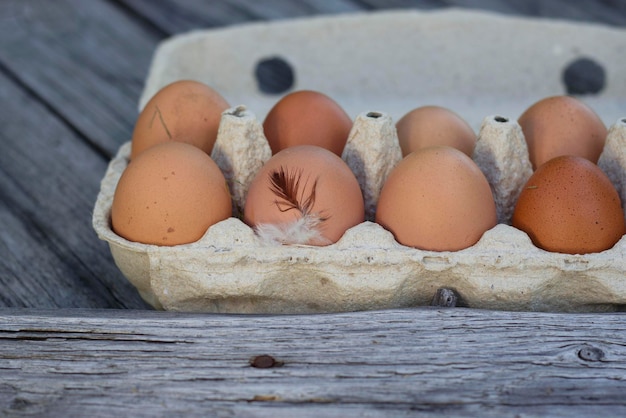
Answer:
xmin=93 ymin=10 xmax=626 ymax=313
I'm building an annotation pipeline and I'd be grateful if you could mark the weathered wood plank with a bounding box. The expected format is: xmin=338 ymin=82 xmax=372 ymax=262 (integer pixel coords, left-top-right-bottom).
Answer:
xmin=353 ymin=0 xmax=626 ymax=26
xmin=116 ymin=0 xmax=364 ymax=34
xmin=0 ymin=0 xmax=160 ymax=157
xmin=117 ymin=0 xmax=626 ymax=37
xmin=0 ymin=70 xmax=148 ymax=309
xmin=1 ymin=308 xmax=625 ymax=416
xmin=0 ymin=0 xmax=158 ymax=308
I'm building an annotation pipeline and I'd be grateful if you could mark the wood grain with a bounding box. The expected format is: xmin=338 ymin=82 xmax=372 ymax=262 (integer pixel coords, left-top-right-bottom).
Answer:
xmin=0 ymin=0 xmax=156 ymax=308
xmin=0 ymin=70 xmax=148 ymax=309
xmin=0 ymin=0 xmax=158 ymax=157
xmin=1 ymin=307 xmax=625 ymax=416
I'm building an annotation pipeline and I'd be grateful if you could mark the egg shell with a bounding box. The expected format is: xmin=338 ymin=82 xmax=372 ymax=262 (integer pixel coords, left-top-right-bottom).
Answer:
xmin=395 ymin=106 xmax=476 ymax=157
xmin=376 ymin=146 xmax=497 ymax=251
xmin=111 ymin=141 xmax=232 ymax=246
xmin=518 ymin=95 xmax=607 ymax=170
xmin=263 ymin=90 xmax=353 ymax=156
xmin=512 ymin=155 xmax=626 ymax=254
xmin=131 ymin=80 xmax=230 ymax=159
xmin=244 ymin=145 xmax=364 ymax=245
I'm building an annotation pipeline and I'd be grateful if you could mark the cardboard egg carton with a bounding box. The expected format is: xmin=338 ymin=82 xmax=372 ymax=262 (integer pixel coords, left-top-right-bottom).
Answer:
xmin=93 ymin=9 xmax=626 ymax=313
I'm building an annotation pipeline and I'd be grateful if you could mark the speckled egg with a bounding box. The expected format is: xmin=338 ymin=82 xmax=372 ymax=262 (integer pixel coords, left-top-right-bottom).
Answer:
xmin=512 ymin=155 xmax=625 ymax=254
xmin=112 ymin=141 xmax=232 ymax=246
xmin=131 ymin=80 xmax=230 ymax=159
xmin=518 ymin=95 xmax=607 ymax=169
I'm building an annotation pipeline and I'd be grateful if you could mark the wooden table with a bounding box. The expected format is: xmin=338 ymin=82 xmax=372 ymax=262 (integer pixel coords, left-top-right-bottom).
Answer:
xmin=1 ymin=1 xmax=625 ymax=415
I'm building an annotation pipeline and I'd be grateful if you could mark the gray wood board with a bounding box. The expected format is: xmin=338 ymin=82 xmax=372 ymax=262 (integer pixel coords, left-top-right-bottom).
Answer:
xmin=0 ymin=69 xmax=148 ymax=309
xmin=0 ymin=0 xmax=159 ymax=157
xmin=0 ymin=0 xmax=157 ymax=308
xmin=1 ymin=307 xmax=625 ymax=416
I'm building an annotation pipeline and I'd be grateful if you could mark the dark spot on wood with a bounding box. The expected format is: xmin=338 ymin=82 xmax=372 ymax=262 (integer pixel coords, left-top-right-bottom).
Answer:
xmin=431 ymin=288 xmax=458 ymax=307
xmin=250 ymin=354 xmax=283 ymax=368
xmin=578 ymin=345 xmax=605 ymax=362
xmin=167 ymin=227 xmax=175 ymax=233
xmin=249 ymin=394 xmax=282 ymax=402
xmin=10 ymin=397 xmax=35 ymax=411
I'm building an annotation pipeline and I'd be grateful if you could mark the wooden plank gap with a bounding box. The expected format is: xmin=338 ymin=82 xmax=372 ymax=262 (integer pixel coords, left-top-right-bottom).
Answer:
xmin=107 ymin=0 xmax=171 ymax=38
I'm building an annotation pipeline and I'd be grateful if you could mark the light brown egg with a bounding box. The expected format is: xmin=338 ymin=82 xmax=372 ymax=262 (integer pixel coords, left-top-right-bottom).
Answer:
xmin=262 ymin=90 xmax=353 ymax=156
xmin=518 ymin=95 xmax=607 ymax=170
xmin=130 ymin=80 xmax=230 ymax=159
xmin=244 ymin=145 xmax=364 ymax=245
xmin=395 ymin=105 xmax=476 ymax=157
xmin=112 ymin=141 xmax=232 ymax=246
xmin=375 ymin=146 xmax=497 ymax=251
xmin=512 ymin=155 xmax=625 ymax=254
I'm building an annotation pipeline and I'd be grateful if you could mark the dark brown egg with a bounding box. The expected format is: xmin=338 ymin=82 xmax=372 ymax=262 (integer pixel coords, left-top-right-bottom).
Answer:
xmin=262 ymin=90 xmax=353 ymax=156
xmin=512 ymin=155 xmax=625 ymax=254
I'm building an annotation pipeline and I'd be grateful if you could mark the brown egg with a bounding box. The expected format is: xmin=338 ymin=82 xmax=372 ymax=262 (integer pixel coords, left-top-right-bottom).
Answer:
xmin=263 ymin=90 xmax=353 ymax=156
xmin=512 ymin=155 xmax=625 ymax=254
xmin=130 ymin=80 xmax=230 ymax=159
xmin=376 ymin=146 xmax=497 ymax=251
xmin=395 ymin=105 xmax=476 ymax=157
xmin=518 ymin=95 xmax=607 ymax=169
xmin=244 ymin=145 xmax=364 ymax=245
xmin=112 ymin=142 xmax=232 ymax=246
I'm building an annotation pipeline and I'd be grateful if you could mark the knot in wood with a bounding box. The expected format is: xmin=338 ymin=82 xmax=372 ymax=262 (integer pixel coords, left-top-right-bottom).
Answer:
xmin=577 ymin=345 xmax=605 ymax=362
xmin=250 ymin=354 xmax=282 ymax=368
xmin=430 ymin=288 xmax=458 ymax=307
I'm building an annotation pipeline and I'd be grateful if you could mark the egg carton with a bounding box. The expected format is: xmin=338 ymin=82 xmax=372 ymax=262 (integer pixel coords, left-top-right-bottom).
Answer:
xmin=93 ymin=9 xmax=626 ymax=313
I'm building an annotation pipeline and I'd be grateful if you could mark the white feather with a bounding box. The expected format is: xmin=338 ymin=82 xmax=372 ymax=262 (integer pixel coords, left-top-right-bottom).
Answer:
xmin=254 ymin=214 xmax=331 ymax=246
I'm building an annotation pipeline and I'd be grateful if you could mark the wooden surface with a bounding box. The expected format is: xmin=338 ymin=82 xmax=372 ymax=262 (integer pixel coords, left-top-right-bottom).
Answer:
xmin=1 ymin=0 xmax=626 ymax=415
xmin=2 ymin=307 xmax=626 ymax=417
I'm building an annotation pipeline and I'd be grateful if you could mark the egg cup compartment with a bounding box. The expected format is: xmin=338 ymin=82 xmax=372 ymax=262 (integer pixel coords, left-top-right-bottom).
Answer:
xmin=93 ymin=9 xmax=626 ymax=313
